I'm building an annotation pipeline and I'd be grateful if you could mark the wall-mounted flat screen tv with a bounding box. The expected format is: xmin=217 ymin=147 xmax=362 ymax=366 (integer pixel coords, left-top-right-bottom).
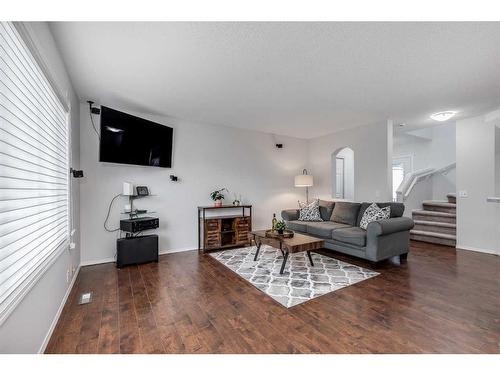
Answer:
xmin=99 ymin=106 xmax=173 ymax=168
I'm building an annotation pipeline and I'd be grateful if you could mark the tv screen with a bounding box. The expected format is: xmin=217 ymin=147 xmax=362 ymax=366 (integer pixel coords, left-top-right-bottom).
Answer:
xmin=99 ymin=106 xmax=173 ymax=168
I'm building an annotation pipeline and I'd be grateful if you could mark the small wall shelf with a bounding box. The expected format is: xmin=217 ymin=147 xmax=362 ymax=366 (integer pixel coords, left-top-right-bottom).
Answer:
xmin=197 ymin=205 xmax=252 ymax=252
xmin=124 ymin=194 xmax=157 ymax=220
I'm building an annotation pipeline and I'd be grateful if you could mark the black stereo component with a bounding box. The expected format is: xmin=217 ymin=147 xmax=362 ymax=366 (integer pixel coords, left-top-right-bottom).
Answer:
xmin=116 ymin=234 xmax=158 ymax=268
xmin=120 ymin=217 xmax=159 ymax=233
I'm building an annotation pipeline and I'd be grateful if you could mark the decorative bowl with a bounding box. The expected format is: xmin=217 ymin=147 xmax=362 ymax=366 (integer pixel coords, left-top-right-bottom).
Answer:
xmin=265 ymin=229 xmax=294 ymax=239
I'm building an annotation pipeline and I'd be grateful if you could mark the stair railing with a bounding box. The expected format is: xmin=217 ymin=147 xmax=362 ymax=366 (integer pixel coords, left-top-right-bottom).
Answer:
xmin=396 ymin=162 xmax=456 ymax=202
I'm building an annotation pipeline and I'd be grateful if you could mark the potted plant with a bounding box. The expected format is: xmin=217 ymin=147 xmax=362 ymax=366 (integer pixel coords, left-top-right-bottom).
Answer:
xmin=210 ymin=188 xmax=227 ymax=207
xmin=275 ymin=220 xmax=286 ymax=235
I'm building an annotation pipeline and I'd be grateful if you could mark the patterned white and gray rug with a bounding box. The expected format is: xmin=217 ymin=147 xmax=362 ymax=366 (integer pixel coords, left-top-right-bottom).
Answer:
xmin=209 ymin=245 xmax=379 ymax=308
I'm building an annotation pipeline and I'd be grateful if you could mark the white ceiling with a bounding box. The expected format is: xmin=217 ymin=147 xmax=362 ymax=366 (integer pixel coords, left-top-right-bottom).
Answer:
xmin=49 ymin=22 xmax=500 ymax=139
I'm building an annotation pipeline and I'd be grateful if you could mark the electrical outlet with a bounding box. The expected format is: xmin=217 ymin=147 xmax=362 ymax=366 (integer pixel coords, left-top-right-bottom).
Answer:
xmin=459 ymin=190 xmax=468 ymax=198
xmin=78 ymin=292 xmax=93 ymax=305
xmin=70 ymin=242 xmax=76 ymax=250
xmin=66 ymin=269 xmax=71 ymax=283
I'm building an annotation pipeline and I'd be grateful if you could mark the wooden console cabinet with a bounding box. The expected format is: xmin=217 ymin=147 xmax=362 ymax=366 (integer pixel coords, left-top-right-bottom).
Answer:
xmin=198 ymin=205 xmax=252 ymax=252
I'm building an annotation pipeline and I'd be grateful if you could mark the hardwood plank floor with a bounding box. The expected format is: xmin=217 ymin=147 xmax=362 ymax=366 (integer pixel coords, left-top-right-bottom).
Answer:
xmin=45 ymin=241 xmax=500 ymax=354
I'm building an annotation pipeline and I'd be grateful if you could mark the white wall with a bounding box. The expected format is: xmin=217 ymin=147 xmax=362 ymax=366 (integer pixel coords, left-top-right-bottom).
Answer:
xmin=0 ymin=22 xmax=81 ymax=353
xmin=456 ymin=113 xmax=499 ymax=255
xmin=393 ymin=123 xmax=456 ymax=201
xmin=393 ymin=124 xmax=456 ymax=166
xmin=79 ymin=104 xmax=308 ymax=264
xmin=308 ymin=121 xmax=392 ymax=202
xmin=496 ymin=125 xmax=500 ymax=196
xmin=393 ymin=132 xmax=432 ymax=171
xmin=429 ymin=124 xmax=456 ymax=199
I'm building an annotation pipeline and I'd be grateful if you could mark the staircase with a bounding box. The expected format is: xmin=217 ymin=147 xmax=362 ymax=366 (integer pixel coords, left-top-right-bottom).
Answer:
xmin=410 ymin=193 xmax=456 ymax=247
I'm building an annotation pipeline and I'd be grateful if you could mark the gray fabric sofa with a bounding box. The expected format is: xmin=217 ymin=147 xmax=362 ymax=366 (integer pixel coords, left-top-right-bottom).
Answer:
xmin=281 ymin=201 xmax=414 ymax=263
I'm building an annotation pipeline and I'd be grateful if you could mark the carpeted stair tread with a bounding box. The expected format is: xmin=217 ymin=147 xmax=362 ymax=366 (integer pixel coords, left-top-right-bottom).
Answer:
xmin=413 ymin=220 xmax=456 ymax=228
xmin=412 ymin=209 xmax=456 ymax=224
xmin=412 ymin=194 xmax=457 ymax=246
xmin=412 ymin=209 xmax=456 ymax=217
xmin=446 ymin=193 xmax=456 ymax=203
xmin=422 ymin=200 xmax=456 ymax=214
xmin=413 ymin=220 xmax=457 ymax=235
xmin=422 ymin=200 xmax=456 ymax=208
xmin=410 ymin=229 xmax=456 ymax=240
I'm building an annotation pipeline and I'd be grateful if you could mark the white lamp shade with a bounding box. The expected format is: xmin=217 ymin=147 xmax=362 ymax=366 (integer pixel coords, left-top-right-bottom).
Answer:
xmin=122 ymin=182 xmax=134 ymax=196
xmin=295 ymin=174 xmax=313 ymax=187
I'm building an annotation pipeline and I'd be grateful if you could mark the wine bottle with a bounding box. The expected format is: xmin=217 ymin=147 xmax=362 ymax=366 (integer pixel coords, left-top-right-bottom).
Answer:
xmin=272 ymin=213 xmax=277 ymax=231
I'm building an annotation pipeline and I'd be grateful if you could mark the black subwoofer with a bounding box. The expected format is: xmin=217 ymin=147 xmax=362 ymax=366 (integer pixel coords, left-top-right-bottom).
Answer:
xmin=116 ymin=234 xmax=158 ymax=268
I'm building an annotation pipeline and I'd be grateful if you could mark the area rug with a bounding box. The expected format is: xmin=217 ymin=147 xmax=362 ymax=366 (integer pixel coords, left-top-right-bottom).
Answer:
xmin=209 ymin=245 xmax=379 ymax=308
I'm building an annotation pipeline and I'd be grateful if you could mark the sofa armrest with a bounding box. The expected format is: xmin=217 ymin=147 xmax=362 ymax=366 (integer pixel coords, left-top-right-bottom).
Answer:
xmin=367 ymin=217 xmax=414 ymax=236
xmin=281 ymin=209 xmax=299 ymax=221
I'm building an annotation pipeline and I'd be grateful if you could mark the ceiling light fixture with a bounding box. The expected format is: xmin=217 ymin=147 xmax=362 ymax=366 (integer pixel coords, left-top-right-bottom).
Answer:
xmin=430 ymin=111 xmax=457 ymax=122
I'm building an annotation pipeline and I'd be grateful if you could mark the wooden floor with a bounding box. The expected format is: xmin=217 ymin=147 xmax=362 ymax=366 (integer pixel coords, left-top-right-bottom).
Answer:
xmin=45 ymin=241 xmax=500 ymax=354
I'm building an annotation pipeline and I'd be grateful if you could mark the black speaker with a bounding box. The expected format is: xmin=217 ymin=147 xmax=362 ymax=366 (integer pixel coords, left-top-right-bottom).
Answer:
xmin=116 ymin=234 xmax=158 ymax=268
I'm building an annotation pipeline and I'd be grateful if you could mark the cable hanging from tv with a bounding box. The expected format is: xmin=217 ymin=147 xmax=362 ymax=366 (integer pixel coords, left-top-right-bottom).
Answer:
xmin=87 ymin=100 xmax=101 ymax=141
xmin=104 ymin=193 xmax=121 ymax=232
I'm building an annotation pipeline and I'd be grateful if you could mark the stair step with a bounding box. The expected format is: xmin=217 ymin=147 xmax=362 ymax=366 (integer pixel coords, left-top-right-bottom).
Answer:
xmin=413 ymin=220 xmax=456 ymax=235
xmin=446 ymin=193 xmax=456 ymax=204
xmin=422 ymin=200 xmax=456 ymax=214
xmin=410 ymin=229 xmax=456 ymax=247
xmin=410 ymin=230 xmax=456 ymax=239
xmin=412 ymin=209 xmax=456 ymax=224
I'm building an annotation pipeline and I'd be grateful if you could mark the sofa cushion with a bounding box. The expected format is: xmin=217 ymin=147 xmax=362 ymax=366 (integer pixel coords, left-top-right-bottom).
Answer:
xmin=330 ymin=201 xmax=361 ymax=226
xmin=306 ymin=221 xmax=350 ymax=238
xmin=281 ymin=209 xmax=299 ymax=221
xmin=356 ymin=202 xmax=404 ymax=226
xmin=286 ymin=220 xmax=308 ymax=233
xmin=318 ymin=200 xmax=335 ymax=221
xmin=331 ymin=227 xmax=367 ymax=247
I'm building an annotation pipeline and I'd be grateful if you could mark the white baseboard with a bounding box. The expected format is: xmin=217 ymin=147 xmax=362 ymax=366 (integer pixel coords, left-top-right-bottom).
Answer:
xmin=38 ymin=265 xmax=81 ymax=354
xmin=160 ymin=247 xmax=196 ymax=255
xmin=80 ymin=257 xmax=115 ymax=266
xmin=456 ymin=244 xmax=499 ymax=256
xmin=80 ymin=246 xmax=197 ymax=267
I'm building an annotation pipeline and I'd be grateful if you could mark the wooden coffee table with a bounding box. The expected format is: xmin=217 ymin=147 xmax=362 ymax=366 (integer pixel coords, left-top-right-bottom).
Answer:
xmin=250 ymin=230 xmax=324 ymax=274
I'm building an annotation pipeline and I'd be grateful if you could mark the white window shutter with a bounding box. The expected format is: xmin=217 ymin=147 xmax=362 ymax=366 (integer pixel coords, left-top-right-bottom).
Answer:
xmin=0 ymin=22 xmax=70 ymax=325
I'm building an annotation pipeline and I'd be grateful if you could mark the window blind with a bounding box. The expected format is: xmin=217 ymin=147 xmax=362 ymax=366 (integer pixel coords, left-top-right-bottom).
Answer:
xmin=0 ymin=22 xmax=69 ymax=324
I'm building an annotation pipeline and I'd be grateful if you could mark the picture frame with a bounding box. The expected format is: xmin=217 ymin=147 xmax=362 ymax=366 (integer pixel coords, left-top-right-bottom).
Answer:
xmin=136 ymin=186 xmax=149 ymax=196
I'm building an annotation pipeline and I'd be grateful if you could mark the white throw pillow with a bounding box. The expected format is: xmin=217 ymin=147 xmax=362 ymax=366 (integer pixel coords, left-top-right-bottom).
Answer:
xmin=298 ymin=199 xmax=323 ymax=221
xmin=359 ymin=203 xmax=391 ymax=230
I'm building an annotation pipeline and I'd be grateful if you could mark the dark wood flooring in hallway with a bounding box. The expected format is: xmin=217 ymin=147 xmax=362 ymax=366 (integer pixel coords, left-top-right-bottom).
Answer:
xmin=45 ymin=241 xmax=499 ymax=354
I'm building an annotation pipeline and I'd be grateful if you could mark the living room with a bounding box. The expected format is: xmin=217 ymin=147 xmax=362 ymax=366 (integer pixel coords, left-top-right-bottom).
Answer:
xmin=1 ymin=1 xmax=499 ymax=372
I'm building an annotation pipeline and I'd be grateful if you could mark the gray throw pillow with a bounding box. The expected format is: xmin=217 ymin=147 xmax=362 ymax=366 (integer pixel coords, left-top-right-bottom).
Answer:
xmin=330 ymin=201 xmax=361 ymax=226
xmin=318 ymin=200 xmax=335 ymax=221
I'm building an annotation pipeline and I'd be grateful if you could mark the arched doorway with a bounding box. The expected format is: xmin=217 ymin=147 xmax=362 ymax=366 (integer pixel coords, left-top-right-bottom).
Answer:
xmin=332 ymin=147 xmax=355 ymax=200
